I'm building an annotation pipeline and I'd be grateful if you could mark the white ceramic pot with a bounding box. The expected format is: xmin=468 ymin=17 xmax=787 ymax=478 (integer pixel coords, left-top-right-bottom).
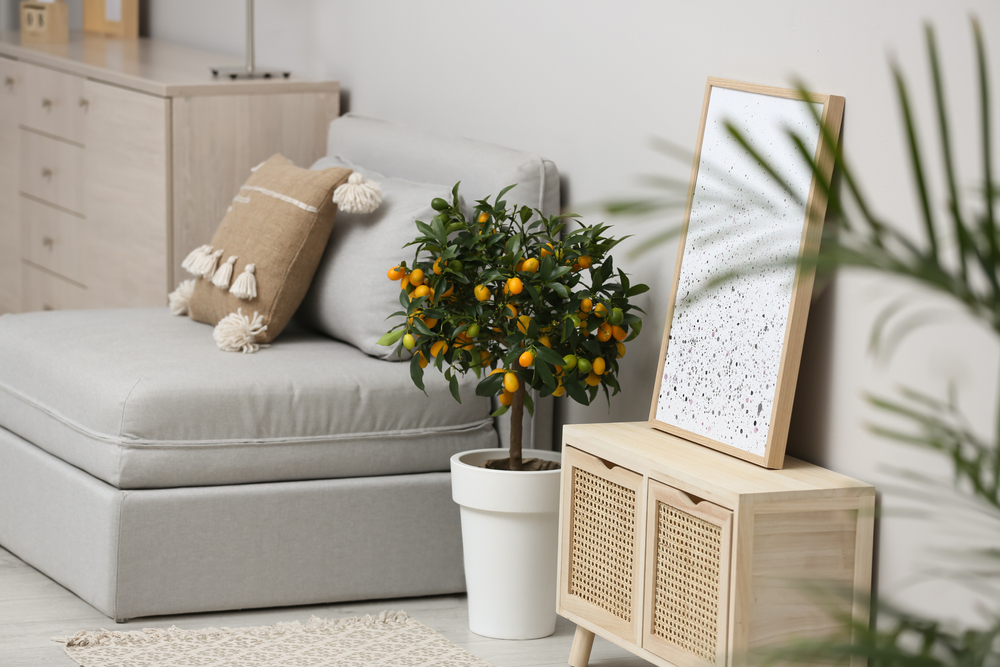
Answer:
xmin=450 ymin=447 xmax=562 ymax=640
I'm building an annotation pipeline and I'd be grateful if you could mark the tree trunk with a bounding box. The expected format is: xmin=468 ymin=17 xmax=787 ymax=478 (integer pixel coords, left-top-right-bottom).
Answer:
xmin=509 ymin=382 xmax=525 ymax=471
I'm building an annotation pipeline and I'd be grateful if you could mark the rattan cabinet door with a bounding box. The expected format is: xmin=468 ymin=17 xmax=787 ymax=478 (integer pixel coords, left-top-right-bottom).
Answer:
xmin=643 ymin=480 xmax=733 ymax=667
xmin=559 ymin=446 xmax=644 ymax=644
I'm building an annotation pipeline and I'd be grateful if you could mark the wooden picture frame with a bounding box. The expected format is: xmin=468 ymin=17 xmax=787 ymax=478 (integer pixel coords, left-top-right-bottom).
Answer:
xmin=648 ymin=78 xmax=844 ymax=469
xmin=83 ymin=0 xmax=139 ymax=39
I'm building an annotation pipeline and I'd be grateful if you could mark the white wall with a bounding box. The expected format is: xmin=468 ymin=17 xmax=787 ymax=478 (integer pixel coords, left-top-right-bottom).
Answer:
xmin=150 ymin=0 xmax=1000 ymax=625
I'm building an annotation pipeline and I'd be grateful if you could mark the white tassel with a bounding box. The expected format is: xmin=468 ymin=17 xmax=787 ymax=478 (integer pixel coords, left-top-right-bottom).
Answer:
xmin=229 ymin=263 xmax=257 ymax=300
xmin=167 ymin=279 xmax=196 ymax=315
xmin=333 ymin=173 xmax=382 ymax=213
xmin=212 ymin=256 xmax=238 ymax=288
xmin=181 ymin=245 xmax=212 ymax=276
xmin=213 ymin=309 xmax=268 ymax=353
xmin=191 ymin=248 xmax=223 ymax=279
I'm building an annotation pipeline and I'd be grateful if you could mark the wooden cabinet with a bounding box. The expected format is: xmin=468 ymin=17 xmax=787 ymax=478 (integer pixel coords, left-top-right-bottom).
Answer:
xmin=0 ymin=56 xmax=20 ymax=314
xmin=558 ymin=422 xmax=874 ymax=667
xmin=0 ymin=33 xmax=338 ymax=312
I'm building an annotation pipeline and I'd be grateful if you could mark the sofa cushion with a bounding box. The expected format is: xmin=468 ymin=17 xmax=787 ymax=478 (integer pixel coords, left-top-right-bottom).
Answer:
xmin=0 ymin=309 xmax=496 ymax=490
xmin=297 ymin=156 xmax=458 ymax=360
xmin=185 ymin=154 xmax=352 ymax=345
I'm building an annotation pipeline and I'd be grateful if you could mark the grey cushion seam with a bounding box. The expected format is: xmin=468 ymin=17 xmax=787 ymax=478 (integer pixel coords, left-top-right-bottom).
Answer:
xmin=0 ymin=379 xmax=492 ymax=447
xmin=118 ymin=377 xmax=142 ymax=483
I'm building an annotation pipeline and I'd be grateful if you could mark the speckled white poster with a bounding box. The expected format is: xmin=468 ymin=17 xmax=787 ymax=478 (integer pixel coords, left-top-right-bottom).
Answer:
xmin=655 ymin=86 xmax=822 ymax=457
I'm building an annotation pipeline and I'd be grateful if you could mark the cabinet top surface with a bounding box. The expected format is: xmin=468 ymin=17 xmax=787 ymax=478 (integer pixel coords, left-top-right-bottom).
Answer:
xmin=0 ymin=31 xmax=337 ymax=98
xmin=563 ymin=422 xmax=874 ymax=499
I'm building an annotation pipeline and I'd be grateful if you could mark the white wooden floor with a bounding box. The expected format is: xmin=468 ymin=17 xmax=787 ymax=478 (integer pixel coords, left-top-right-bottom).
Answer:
xmin=0 ymin=546 xmax=648 ymax=667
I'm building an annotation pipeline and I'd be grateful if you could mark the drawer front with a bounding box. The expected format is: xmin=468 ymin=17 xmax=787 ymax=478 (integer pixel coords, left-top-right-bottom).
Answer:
xmin=18 ymin=62 xmax=86 ymax=145
xmin=21 ymin=262 xmax=88 ymax=312
xmin=20 ymin=195 xmax=86 ymax=285
xmin=642 ymin=480 xmax=732 ymax=667
xmin=20 ymin=129 xmax=84 ymax=214
xmin=559 ymin=445 xmax=644 ymax=644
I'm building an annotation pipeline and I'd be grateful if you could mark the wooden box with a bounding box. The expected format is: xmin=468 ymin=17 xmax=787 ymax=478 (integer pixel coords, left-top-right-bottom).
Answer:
xmin=19 ymin=2 xmax=68 ymax=44
xmin=558 ymin=422 xmax=874 ymax=667
xmin=83 ymin=0 xmax=138 ymax=39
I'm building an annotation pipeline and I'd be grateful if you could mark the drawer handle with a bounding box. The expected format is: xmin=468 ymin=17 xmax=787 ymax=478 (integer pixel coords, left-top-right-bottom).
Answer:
xmin=41 ymin=167 xmax=52 ymax=179
xmin=4 ymin=77 xmax=12 ymax=88
xmin=42 ymin=236 xmax=54 ymax=248
xmin=79 ymin=97 xmax=89 ymax=108
xmin=41 ymin=98 xmax=52 ymax=109
xmin=42 ymin=304 xmax=53 ymax=311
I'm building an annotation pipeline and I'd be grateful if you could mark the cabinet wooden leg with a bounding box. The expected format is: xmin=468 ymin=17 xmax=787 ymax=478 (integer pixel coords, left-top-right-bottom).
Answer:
xmin=568 ymin=625 xmax=595 ymax=667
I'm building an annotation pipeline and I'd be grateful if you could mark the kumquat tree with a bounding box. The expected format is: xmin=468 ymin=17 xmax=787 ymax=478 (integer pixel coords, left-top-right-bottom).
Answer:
xmin=378 ymin=184 xmax=649 ymax=471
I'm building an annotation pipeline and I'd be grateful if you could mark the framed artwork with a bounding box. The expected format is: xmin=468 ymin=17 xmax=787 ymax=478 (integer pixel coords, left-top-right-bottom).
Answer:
xmin=649 ymin=78 xmax=844 ymax=469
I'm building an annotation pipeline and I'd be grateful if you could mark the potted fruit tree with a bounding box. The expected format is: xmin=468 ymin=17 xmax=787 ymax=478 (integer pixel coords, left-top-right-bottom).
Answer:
xmin=379 ymin=184 xmax=647 ymax=639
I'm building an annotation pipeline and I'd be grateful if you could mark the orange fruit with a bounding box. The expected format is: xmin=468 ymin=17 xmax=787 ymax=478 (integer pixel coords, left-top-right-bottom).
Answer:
xmin=423 ymin=318 xmax=439 ymax=329
xmin=432 ymin=258 xmax=444 ymax=274
xmin=515 ymin=259 xmax=525 ymax=273
xmin=505 ymin=304 xmax=519 ymax=319
xmin=616 ymin=342 xmax=626 ymax=358
xmin=519 ymin=350 xmax=535 ymax=367
xmin=597 ymin=323 xmax=612 ymax=342
xmin=412 ymin=285 xmax=431 ymax=299
xmin=592 ymin=357 xmax=606 ymax=375
xmin=490 ymin=368 xmax=505 ymax=376
xmin=517 ymin=315 xmax=532 ymax=334
xmin=594 ymin=303 xmax=608 ymax=318
xmin=552 ymin=384 xmax=566 ymax=397
xmin=538 ymin=334 xmax=552 ymax=349
xmin=580 ymin=298 xmax=593 ymax=313
xmin=578 ymin=255 xmax=593 ymax=269
xmin=409 ymin=268 xmax=425 ymax=286
xmin=430 ymin=340 xmax=448 ymax=358
xmin=499 ymin=390 xmax=514 ymax=406
xmin=522 ymin=258 xmax=539 ymax=274
xmin=400 ymin=274 xmax=411 ymax=289
xmin=474 ymin=284 xmax=491 ymax=301
xmin=586 ymin=371 xmax=601 ymax=386
xmin=417 ymin=352 xmax=428 ymax=368
xmin=503 ymin=372 xmax=519 ymax=393
xmin=388 ymin=266 xmax=405 ymax=280
xmin=505 ymin=277 xmax=523 ymax=295
xmin=480 ymin=350 xmax=492 ymax=366
xmin=540 ymin=243 xmax=554 ymax=258
xmin=612 ymin=325 xmax=627 ymax=341
xmin=571 ymin=263 xmax=582 ymax=272
xmin=478 ymin=211 xmax=490 ymax=224
xmin=439 ymin=283 xmax=454 ymax=301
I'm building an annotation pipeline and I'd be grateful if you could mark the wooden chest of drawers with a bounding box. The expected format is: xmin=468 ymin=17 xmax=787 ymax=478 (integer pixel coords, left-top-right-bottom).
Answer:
xmin=558 ymin=422 xmax=875 ymax=667
xmin=0 ymin=32 xmax=338 ymax=313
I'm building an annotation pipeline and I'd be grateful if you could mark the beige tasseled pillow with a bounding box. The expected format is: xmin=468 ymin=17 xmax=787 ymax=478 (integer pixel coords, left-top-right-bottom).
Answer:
xmin=178 ymin=154 xmax=352 ymax=350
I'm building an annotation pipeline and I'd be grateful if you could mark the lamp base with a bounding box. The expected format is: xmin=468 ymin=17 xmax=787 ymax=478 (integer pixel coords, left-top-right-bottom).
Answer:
xmin=211 ymin=66 xmax=290 ymax=80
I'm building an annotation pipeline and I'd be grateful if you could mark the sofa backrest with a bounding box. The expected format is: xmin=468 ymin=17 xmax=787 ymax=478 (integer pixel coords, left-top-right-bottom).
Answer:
xmin=326 ymin=114 xmax=560 ymax=216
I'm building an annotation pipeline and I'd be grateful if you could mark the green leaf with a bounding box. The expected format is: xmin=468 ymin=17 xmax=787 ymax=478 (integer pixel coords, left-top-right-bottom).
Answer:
xmin=490 ymin=403 xmax=510 ymax=417
xmin=565 ymin=379 xmax=590 ymax=405
xmin=410 ymin=354 xmax=426 ymax=393
xmin=523 ymin=389 xmax=535 ymax=417
xmin=624 ymin=319 xmax=643 ymax=342
xmin=535 ymin=346 xmax=567 ymax=367
xmin=550 ymin=282 xmax=570 ymax=299
xmin=535 ymin=358 xmax=556 ymax=389
xmin=449 ymin=373 xmax=462 ymax=404
xmin=476 ymin=371 xmax=504 ymax=397
xmin=627 ymin=284 xmax=650 ymax=297
xmin=377 ymin=329 xmax=405 ymax=346
xmin=496 ymin=184 xmax=517 ymax=203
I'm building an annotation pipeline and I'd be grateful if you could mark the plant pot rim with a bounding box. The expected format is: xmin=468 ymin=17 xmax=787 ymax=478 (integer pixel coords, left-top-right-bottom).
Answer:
xmin=452 ymin=448 xmax=561 ymax=473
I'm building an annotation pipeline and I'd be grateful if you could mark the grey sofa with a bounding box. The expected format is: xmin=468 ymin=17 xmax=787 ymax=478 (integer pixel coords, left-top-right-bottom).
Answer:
xmin=0 ymin=114 xmax=559 ymax=621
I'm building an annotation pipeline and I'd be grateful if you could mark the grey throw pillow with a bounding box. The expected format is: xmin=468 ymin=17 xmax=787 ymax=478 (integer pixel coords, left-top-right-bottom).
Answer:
xmin=298 ymin=156 xmax=457 ymax=360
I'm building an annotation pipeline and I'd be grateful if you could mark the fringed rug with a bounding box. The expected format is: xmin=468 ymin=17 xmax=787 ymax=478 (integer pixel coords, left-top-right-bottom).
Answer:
xmin=52 ymin=611 xmax=494 ymax=667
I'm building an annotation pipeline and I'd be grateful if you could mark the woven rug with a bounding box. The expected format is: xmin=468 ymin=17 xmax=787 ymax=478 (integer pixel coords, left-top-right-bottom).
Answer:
xmin=52 ymin=611 xmax=494 ymax=667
